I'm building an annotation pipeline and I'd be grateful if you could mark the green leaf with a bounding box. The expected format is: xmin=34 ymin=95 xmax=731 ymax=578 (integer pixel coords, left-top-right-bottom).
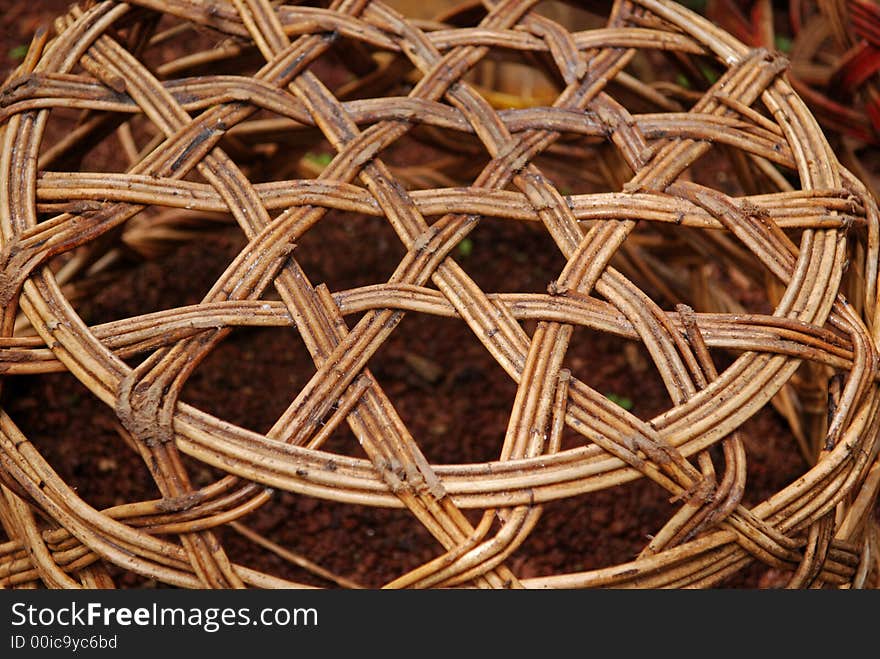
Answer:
xmin=9 ymin=44 xmax=28 ymax=61
xmin=457 ymin=238 xmax=473 ymax=258
xmin=304 ymin=152 xmax=333 ymax=168
xmin=774 ymin=35 xmax=792 ymax=53
xmin=606 ymin=393 xmax=634 ymax=411
xmin=699 ymin=63 xmax=719 ymax=84
xmin=675 ymin=73 xmax=691 ymax=89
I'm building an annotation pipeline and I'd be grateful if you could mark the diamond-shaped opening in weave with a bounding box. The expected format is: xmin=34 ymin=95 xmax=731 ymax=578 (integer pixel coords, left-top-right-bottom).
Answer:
xmin=218 ymin=112 xmax=322 ymax=179
xmin=1 ymin=371 xmax=160 ymax=509
xmin=317 ymin=48 xmax=387 ymax=102
xmin=141 ymin=12 xmax=263 ymax=81
xmin=680 ymin=148 xmax=752 ymax=197
xmin=71 ymin=223 xmax=244 ymax=327
xmin=392 ymin=41 xmax=567 ymax=113
xmin=613 ymin=219 xmax=780 ymax=316
xmin=527 ymin=142 xmax=623 ymax=195
xmin=314 ymin=47 xmax=400 ymax=99
xmin=291 ymin=208 xmax=408 ymax=293
xmin=214 ymin=491 xmax=444 ymax=589
xmin=364 ymin=313 xmax=520 ymax=466
xmin=385 ymin=133 xmax=494 ymax=190
xmin=614 ymin=48 xmax=729 ymax=114
xmin=550 ymin=149 xmax=618 ymax=191
xmin=389 ymin=129 xmax=494 ymax=187
xmin=36 ymin=106 xmax=140 ymax=175
xmin=177 ymin=325 xmax=325 ymax=439
xmin=464 ymin=58 xmax=561 ymax=111
xmin=605 ymin=62 xmax=676 ymax=115
xmin=447 ymin=32 xmax=578 ymax=111
xmin=450 ymin=216 xmax=567 ymax=294
xmin=697 ymin=140 xmax=801 ymax=197
xmin=602 ymin=225 xmax=691 ymax=308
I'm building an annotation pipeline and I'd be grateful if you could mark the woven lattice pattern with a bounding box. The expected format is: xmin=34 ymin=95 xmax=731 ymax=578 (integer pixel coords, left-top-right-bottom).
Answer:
xmin=1 ymin=0 xmax=879 ymax=588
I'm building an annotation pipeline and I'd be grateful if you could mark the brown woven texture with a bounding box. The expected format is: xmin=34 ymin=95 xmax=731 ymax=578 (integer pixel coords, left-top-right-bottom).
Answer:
xmin=0 ymin=0 xmax=879 ymax=589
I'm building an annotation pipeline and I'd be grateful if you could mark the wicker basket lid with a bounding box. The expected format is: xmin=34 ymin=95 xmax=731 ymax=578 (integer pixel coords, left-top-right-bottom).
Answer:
xmin=0 ymin=0 xmax=878 ymax=589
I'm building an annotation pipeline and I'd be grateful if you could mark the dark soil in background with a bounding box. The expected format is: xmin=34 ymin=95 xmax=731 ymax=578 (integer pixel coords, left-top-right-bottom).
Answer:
xmin=0 ymin=1 xmax=827 ymax=589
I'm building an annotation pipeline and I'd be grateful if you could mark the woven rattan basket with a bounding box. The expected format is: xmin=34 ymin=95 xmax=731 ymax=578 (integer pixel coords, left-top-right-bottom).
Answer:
xmin=1 ymin=0 xmax=879 ymax=589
